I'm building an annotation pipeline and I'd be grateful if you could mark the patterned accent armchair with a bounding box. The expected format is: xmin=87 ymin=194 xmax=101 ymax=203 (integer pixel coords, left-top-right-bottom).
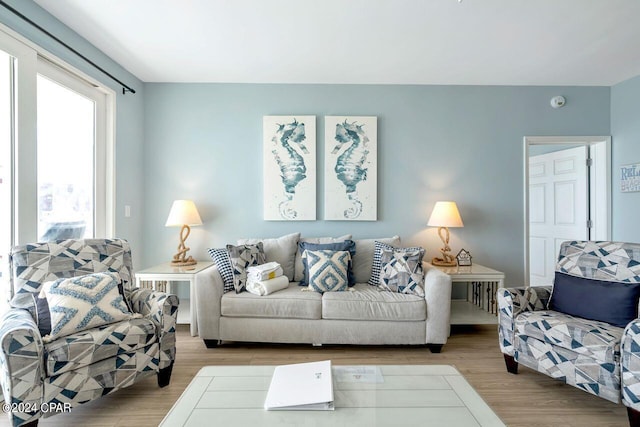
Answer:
xmin=498 ymin=241 xmax=640 ymax=426
xmin=0 ymin=239 xmax=179 ymax=427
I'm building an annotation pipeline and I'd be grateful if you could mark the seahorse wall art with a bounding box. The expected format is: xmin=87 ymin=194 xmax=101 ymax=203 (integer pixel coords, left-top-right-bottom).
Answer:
xmin=263 ymin=116 xmax=316 ymax=221
xmin=324 ymin=116 xmax=377 ymax=221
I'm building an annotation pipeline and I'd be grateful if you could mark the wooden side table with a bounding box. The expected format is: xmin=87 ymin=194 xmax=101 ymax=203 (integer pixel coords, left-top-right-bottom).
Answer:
xmin=135 ymin=261 xmax=214 ymax=336
xmin=429 ymin=263 xmax=505 ymax=325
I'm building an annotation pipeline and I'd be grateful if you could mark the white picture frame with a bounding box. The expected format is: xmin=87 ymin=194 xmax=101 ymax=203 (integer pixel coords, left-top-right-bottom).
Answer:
xmin=324 ymin=116 xmax=377 ymax=221
xmin=263 ymin=115 xmax=316 ymax=220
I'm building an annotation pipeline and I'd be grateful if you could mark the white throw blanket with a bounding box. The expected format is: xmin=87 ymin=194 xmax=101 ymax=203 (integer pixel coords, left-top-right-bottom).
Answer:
xmin=246 ymin=262 xmax=283 ymax=282
xmin=246 ymin=275 xmax=289 ymax=296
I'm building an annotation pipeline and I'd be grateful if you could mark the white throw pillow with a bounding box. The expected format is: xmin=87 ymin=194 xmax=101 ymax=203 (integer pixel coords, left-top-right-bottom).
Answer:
xmin=294 ymin=235 xmax=352 ymax=281
xmin=42 ymin=272 xmax=132 ymax=342
xmin=304 ymin=249 xmax=350 ymax=293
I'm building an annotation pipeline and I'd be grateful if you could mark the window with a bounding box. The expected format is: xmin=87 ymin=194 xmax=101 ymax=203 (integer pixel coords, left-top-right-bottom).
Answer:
xmin=0 ymin=27 xmax=114 ymax=311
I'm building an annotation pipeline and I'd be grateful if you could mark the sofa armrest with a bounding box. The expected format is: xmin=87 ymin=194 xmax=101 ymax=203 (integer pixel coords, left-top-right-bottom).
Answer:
xmin=0 ymin=308 xmax=44 ymax=426
xmin=621 ymin=319 xmax=640 ymax=410
xmin=194 ymin=265 xmax=224 ymax=341
xmin=497 ymin=286 xmax=551 ymax=356
xmin=127 ymin=289 xmax=179 ymax=369
xmin=423 ymin=264 xmax=452 ymax=345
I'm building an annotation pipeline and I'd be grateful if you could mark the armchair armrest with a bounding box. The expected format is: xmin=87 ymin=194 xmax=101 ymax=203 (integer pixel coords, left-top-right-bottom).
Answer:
xmin=127 ymin=289 xmax=179 ymax=369
xmin=0 ymin=308 xmax=44 ymax=426
xmin=621 ymin=320 xmax=640 ymax=410
xmin=497 ymin=286 xmax=552 ymax=356
xmin=423 ymin=264 xmax=452 ymax=345
xmin=194 ymin=266 xmax=224 ymax=341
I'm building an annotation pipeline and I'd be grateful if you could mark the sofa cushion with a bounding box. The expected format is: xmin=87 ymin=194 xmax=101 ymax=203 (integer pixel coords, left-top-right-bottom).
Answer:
xmin=549 ymin=271 xmax=640 ymax=328
xmin=304 ymin=249 xmax=350 ymax=293
xmin=238 ymin=232 xmax=300 ymax=281
xmin=221 ymin=282 xmax=322 ymax=320
xmin=227 ymin=243 xmax=266 ymax=293
xmin=298 ymin=240 xmax=356 ymax=287
xmin=515 ymin=310 xmax=623 ymax=365
xmin=351 ymin=236 xmax=401 ymax=284
xmin=368 ymin=240 xmax=424 ymax=287
xmin=378 ymin=247 xmax=425 ymax=297
xmin=322 ymin=283 xmax=426 ymax=321
xmin=293 ymin=235 xmax=352 ymax=281
xmin=44 ymin=317 xmax=156 ymax=376
xmin=41 ymin=272 xmax=133 ymax=342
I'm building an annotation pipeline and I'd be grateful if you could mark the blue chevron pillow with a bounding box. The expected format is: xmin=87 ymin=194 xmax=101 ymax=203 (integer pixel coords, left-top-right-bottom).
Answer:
xmin=303 ymin=249 xmax=350 ymax=293
xmin=41 ymin=272 xmax=133 ymax=342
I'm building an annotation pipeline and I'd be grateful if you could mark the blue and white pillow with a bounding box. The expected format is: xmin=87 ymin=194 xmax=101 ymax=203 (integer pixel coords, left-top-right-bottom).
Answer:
xmin=298 ymin=240 xmax=356 ymax=287
xmin=304 ymin=250 xmax=350 ymax=294
xmin=368 ymin=241 xmax=423 ymax=286
xmin=378 ymin=247 xmax=425 ymax=297
xmin=226 ymin=243 xmax=266 ymax=293
xmin=41 ymin=272 xmax=133 ymax=342
xmin=207 ymin=247 xmax=235 ymax=293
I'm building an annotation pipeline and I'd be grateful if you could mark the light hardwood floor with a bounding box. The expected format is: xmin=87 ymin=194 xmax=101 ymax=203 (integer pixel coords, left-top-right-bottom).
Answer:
xmin=2 ymin=325 xmax=628 ymax=427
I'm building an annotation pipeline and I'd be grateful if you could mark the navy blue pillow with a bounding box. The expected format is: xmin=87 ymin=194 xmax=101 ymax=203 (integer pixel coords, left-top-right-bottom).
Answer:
xmin=298 ymin=240 xmax=356 ymax=287
xmin=549 ymin=271 xmax=640 ymax=328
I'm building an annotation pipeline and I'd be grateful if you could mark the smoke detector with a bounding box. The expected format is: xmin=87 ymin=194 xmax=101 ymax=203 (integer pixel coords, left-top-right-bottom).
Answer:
xmin=550 ymin=96 xmax=566 ymax=109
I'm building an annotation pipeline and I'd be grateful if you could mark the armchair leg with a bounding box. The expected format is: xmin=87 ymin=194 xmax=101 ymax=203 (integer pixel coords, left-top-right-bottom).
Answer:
xmin=628 ymin=407 xmax=640 ymax=427
xmin=503 ymin=354 xmax=518 ymax=374
xmin=22 ymin=421 xmax=38 ymax=427
xmin=158 ymin=361 xmax=174 ymax=388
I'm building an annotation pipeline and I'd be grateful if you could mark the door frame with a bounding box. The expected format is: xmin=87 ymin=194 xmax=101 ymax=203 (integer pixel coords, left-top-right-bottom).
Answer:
xmin=523 ymin=136 xmax=611 ymax=287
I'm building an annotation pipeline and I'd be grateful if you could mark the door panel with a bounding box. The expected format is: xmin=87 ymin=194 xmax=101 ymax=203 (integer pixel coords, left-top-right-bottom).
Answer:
xmin=529 ymin=146 xmax=589 ymax=285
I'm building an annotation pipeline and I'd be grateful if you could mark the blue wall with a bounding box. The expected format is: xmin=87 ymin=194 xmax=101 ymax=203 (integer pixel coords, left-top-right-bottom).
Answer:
xmin=144 ymin=83 xmax=610 ymax=284
xmin=611 ymin=74 xmax=640 ymax=243
xmin=0 ymin=0 xmax=146 ymax=258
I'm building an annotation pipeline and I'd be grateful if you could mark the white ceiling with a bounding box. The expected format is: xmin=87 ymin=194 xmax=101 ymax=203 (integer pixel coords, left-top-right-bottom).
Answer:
xmin=34 ymin=0 xmax=640 ymax=86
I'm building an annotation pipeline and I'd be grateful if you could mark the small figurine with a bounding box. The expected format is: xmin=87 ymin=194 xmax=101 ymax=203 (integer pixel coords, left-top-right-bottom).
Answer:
xmin=456 ymin=248 xmax=472 ymax=266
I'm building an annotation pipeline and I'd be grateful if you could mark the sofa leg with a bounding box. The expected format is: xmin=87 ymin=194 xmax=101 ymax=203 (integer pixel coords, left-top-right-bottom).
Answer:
xmin=203 ymin=339 xmax=219 ymax=348
xmin=428 ymin=344 xmax=443 ymax=353
xmin=158 ymin=361 xmax=174 ymax=388
xmin=628 ymin=407 xmax=640 ymax=427
xmin=503 ymin=354 xmax=518 ymax=374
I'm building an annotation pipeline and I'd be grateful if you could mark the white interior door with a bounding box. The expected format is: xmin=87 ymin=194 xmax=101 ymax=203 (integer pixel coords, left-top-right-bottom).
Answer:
xmin=529 ymin=146 xmax=589 ymax=285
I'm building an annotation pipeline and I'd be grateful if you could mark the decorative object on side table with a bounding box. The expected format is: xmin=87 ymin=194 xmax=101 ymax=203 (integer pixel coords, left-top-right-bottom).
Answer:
xmin=427 ymin=201 xmax=464 ymax=267
xmin=456 ymin=248 xmax=472 ymax=266
xmin=165 ymin=199 xmax=203 ymax=266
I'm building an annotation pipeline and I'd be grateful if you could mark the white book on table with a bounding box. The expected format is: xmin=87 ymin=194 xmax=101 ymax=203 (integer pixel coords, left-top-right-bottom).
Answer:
xmin=264 ymin=360 xmax=334 ymax=411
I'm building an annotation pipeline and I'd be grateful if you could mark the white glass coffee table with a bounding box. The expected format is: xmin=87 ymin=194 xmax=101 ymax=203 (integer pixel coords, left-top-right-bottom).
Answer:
xmin=160 ymin=364 xmax=505 ymax=426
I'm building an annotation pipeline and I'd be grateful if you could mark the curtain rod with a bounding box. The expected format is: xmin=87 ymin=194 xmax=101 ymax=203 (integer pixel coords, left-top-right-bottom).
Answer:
xmin=0 ymin=0 xmax=135 ymax=94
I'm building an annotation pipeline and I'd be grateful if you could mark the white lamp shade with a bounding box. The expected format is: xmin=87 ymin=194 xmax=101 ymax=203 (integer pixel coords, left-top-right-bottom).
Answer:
xmin=427 ymin=201 xmax=464 ymax=228
xmin=165 ymin=200 xmax=203 ymax=227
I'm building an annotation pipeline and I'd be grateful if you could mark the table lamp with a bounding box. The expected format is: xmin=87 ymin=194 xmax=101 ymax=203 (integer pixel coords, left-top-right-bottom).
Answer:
xmin=427 ymin=201 xmax=464 ymax=267
xmin=165 ymin=199 xmax=203 ymax=266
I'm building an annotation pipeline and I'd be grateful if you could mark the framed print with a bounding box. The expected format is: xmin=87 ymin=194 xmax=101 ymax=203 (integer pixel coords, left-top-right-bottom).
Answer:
xmin=263 ymin=115 xmax=316 ymax=220
xmin=324 ymin=116 xmax=377 ymax=221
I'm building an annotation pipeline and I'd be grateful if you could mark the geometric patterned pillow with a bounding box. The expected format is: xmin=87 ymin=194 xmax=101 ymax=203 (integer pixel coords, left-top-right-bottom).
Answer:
xmin=41 ymin=271 xmax=133 ymax=342
xmin=378 ymin=247 xmax=426 ymax=297
xmin=304 ymin=249 xmax=350 ymax=293
xmin=368 ymin=241 xmax=423 ymax=286
xmin=226 ymin=243 xmax=266 ymax=293
xmin=207 ymin=247 xmax=235 ymax=293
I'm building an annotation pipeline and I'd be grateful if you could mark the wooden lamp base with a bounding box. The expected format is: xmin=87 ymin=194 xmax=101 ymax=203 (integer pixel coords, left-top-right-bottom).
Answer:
xmin=431 ymin=257 xmax=457 ymax=267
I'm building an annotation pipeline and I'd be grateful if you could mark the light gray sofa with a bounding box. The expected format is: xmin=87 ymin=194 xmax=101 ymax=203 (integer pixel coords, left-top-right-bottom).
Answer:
xmin=195 ymin=234 xmax=452 ymax=352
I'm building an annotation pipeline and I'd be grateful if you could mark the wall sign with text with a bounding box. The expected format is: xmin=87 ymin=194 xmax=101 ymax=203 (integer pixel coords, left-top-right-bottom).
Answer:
xmin=621 ymin=163 xmax=640 ymax=193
